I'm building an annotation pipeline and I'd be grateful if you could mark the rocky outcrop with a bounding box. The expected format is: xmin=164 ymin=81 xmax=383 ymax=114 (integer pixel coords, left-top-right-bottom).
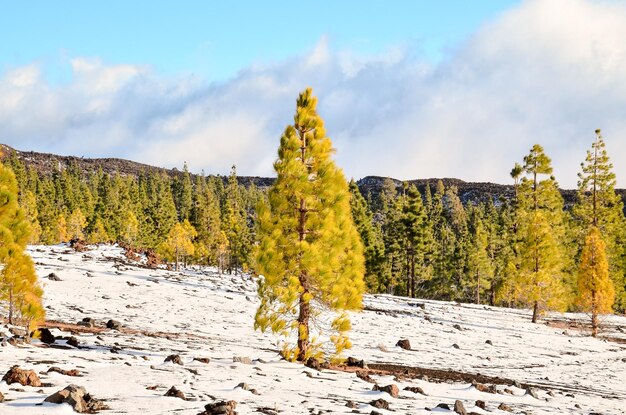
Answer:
xmin=44 ymin=384 xmax=108 ymax=413
xmin=2 ymin=366 xmax=42 ymax=386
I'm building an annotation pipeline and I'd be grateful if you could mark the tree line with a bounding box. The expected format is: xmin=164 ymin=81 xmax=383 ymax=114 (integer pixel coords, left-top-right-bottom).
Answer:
xmin=351 ymin=131 xmax=624 ymax=328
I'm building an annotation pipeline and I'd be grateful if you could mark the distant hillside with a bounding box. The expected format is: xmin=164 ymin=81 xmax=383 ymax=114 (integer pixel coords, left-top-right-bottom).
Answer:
xmin=3 ymin=144 xmax=625 ymax=208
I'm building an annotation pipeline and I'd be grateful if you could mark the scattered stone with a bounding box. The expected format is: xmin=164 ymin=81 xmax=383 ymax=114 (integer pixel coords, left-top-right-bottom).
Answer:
xmin=194 ymin=357 xmax=211 ymax=364
xmin=526 ymin=387 xmax=539 ymax=399
xmin=475 ymin=400 xmax=486 ymax=410
xmin=396 ymin=339 xmax=411 ymax=350
xmin=346 ymin=400 xmax=358 ymax=408
xmin=7 ymin=337 xmax=22 ymax=346
xmin=453 ymin=324 xmax=463 ymax=331
xmin=232 ymin=356 xmax=252 ymax=365
xmin=371 ymin=411 xmax=383 ymax=415
xmin=164 ymin=386 xmax=186 ymax=400
xmin=357 ymin=371 xmax=376 ymax=383
xmin=79 ymin=317 xmax=95 ymax=328
xmin=346 ymin=356 xmax=365 ymax=368
xmin=436 ymin=403 xmax=451 ymax=410
xmin=2 ymin=365 xmax=42 ymax=387
xmin=547 ymin=390 xmax=555 ymax=397
xmin=47 ymin=367 xmax=81 ymax=377
xmin=503 ymin=388 xmax=514 ymax=395
xmin=485 ymin=340 xmax=493 ymax=346
xmin=452 ymin=343 xmax=461 ymax=349
xmin=513 ymin=380 xmax=523 ymax=389
xmin=47 ymin=273 xmax=62 ymax=281
xmin=44 ymin=384 xmax=108 ymax=413
xmin=454 ymin=400 xmax=468 ymax=415
xmin=575 ymin=403 xmax=581 ymax=409
xmin=200 ymin=400 xmax=237 ymax=415
xmin=235 ymin=382 xmax=250 ymax=391
xmin=9 ymin=327 xmax=26 ymax=337
xmin=369 ymin=398 xmax=389 ymax=410
xmin=106 ymin=320 xmax=122 ymax=330
xmin=32 ymin=328 xmax=55 ymax=344
xmin=498 ymin=403 xmax=513 ymax=412
xmin=305 ymin=357 xmax=320 ymax=370
xmin=165 ymin=354 xmax=183 ymax=365
xmin=472 ymin=380 xmax=496 ymax=394
xmin=0 ymin=391 xmax=4 ymax=402
xmin=67 ymin=337 xmax=80 ymax=348
xmin=373 ymin=384 xmax=399 ymax=398
xmin=404 ymin=386 xmax=426 ymax=395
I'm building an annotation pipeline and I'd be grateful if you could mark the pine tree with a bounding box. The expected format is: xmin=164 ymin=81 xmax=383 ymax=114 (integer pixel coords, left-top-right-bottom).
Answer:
xmin=67 ymin=208 xmax=88 ymax=241
xmin=514 ymin=145 xmax=567 ymax=322
xmin=576 ymin=226 xmax=614 ymax=337
xmin=0 ymin=156 xmax=45 ymax=329
xmin=255 ymin=88 xmax=365 ymax=361
xmin=349 ymin=180 xmax=385 ymax=292
xmin=466 ymin=206 xmax=494 ymax=304
xmin=401 ymin=184 xmax=431 ymax=298
xmin=160 ymin=220 xmax=197 ymax=271
xmin=222 ymin=166 xmax=251 ymax=273
xmin=574 ymin=129 xmax=626 ymax=311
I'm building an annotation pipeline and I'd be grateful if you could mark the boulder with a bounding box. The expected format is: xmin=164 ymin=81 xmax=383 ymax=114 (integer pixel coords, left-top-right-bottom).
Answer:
xmin=67 ymin=337 xmax=80 ymax=348
xmin=369 ymin=398 xmax=389 ymax=410
xmin=498 ymin=403 xmax=513 ymax=412
xmin=78 ymin=318 xmax=95 ymax=328
xmin=200 ymin=400 xmax=237 ymax=415
xmin=454 ymin=400 xmax=468 ymax=415
xmin=396 ymin=339 xmax=411 ymax=350
xmin=2 ymin=365 xmax=42 ymax=387
xmin=472 ymin=380 xmax=496 ymax=394
xmin=404 ymin=386 xmax=426 ymax=395
xmin=436 ymin=403 xmax=451 ymax=410
xmin=47 ymin=366 xmax=81 ymax=377
xmin=194 ymin=357 xmax=211 ymax=364
xmin=526 ymin=387 xmax=539 ymax=399
xmin=32 ymin=328 xmax=55 ymax=344
xmin=305 ymin=357 xmax=320 ymax=370
xmin=346 ymin=356 xmax=365 ymax=368
xmin=0 ymin=391 xmax=4 ymax=402
xmin=47 ymin=273 xmax=62 ymax=281
xmin=106 ymin=320 xmax=122 ymax=330
xmin=373 ymin=384 xmax=399 ymax=398
xmin=44 ymin=384 xmax=108 ymax=413
xmin=475 ymin=400 xmax=486 ymax=410
xmin=164 ymin=354 xmax=183 ymax=365
xmin=164 ymin=386 xmax=186 ymax=400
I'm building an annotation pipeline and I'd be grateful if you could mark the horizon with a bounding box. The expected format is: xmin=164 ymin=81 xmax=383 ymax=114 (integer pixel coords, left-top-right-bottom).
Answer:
xmin=2 ymin=0 xmax=626 ymax=187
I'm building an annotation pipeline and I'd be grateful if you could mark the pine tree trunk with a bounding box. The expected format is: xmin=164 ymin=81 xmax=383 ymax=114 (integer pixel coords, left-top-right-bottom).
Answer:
xmin=297 ymin=278 xmax=311 ymax=361
xmin=532 ymin=301 xmax=539 ymax=323
xmin=8 ymin=289 xmax=13 ymax=325
xmin=410 ymin=253 xmax=415 ymax=299
xmin=476 ymin=271 xmax=480 ymax=304
xmin=591 ymin=311 xmax=598 ymax=337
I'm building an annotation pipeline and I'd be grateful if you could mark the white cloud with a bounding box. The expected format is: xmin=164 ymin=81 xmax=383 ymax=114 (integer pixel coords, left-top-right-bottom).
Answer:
xmin=2 ymin=0 xmax=626 ymax=187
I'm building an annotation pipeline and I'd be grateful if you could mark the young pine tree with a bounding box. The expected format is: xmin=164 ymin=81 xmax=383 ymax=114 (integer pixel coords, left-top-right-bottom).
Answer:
xmin=255 ymin=88 xmax=365 ymax=362
xmin=576 ymin=226 xmax=614 ymax=337
xmin=400 ymin=184 xmax=431 ymax=298
xmin=513 ymin=145 xmax=567 ymax=322
xmin=574 ymin=129 xmax=626 ymax=311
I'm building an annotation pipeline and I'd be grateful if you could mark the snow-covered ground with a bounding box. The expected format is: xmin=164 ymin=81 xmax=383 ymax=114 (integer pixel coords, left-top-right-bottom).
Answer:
xmin=1 ymin=244 xmax=625 ymax=414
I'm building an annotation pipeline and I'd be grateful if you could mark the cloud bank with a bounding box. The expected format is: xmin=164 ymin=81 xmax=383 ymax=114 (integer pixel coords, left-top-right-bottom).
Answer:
xmin=2 ymin=0 xmax=626 ymax=187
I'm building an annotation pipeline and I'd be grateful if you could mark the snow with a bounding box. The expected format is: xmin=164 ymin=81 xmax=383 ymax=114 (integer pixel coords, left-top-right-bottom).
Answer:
xmin=0 ymin=244 xmax=624 ymax=414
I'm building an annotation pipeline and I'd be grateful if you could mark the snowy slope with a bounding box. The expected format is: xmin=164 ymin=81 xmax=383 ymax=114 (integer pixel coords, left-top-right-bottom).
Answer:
xmin=1 ymin=245 xmax=625 ymax=414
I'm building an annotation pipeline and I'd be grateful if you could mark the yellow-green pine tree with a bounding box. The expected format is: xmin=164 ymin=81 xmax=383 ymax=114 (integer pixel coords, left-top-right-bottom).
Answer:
xmin=67 ymin=208 xmax=88 ymax=240
xmin=514 ymin=144 xmax=567 ymax=322
xmin=160 ymin=220 xmax=197 ymax=271
xmin=255 ymin=88 xmax=365 ymax=362
xmin=88 ymin=218 xmax=109 ymax=244
xmin=576 ymin=226 xmax=614 ymax=337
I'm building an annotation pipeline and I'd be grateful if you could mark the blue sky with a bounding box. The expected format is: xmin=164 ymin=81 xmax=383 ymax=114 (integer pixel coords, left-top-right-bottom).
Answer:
xmin=2 ymin=1 xmax=518 ymax=81
xmin=2 ymin=0 xmax=626 ymax=187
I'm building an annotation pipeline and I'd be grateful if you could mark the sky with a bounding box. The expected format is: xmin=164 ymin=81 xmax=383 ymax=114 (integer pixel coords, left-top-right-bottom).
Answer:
xmin=1 ymin=0 xmax=626 ymax=187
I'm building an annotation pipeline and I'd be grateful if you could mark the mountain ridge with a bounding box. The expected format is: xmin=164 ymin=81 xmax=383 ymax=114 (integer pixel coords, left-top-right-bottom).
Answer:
xmin=3 ymin=144 xmax=625 ymax=207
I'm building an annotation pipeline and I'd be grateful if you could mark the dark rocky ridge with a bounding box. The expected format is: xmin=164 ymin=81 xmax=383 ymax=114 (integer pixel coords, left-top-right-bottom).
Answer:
xmin=3 ymin=144 xmax=625 ymax=208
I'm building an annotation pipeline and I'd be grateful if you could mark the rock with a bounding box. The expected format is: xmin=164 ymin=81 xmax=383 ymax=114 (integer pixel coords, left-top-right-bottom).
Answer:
xmin=48 ymin=367 xmax=81 ymax=377
xmin=232 ymin=356 xmax=252 ymax=365
xmin=47 ymin=273 xmax=62 ymax=281
xmin=357 ymin=370 xmax=376 ymax=383
xmin=485 ymin=340 xmax=493 ymax=346
xmin=475 ymin=400 xmax=486 ymax=410
xmin=453 ymin=324 xmax=463 ymax=331
xmin=164 ymin=354 xmax=183 ymax=365
xmin=346 ymin=400 xmax=358 ymax=408
xmin=7 ymin=337 xmax=22 ymax=346
xmin=454 ymin=400 xmax=468 ymax=415
xmin=67 ymin=337 xmax=80 ymax=348
xmin=32 ymin=328 xmax=55 ymax=344
xmin=436 ymin=403 xmax=451 ymax=410
xmin=164 ymin=386 xmax=186 ymax=400
xmin=452 ymin=343 xmax=461 ymax=349
xmin=9 ymin=327 xmax=27 ymax=337
xmin=371 ymin=412 xmax=383 ymax=415
xmin=513 ymin=380 xmax=523 ymax=389
xmin=498 ymin=403 xmax=513 ymax=412
xmin=346 ymin=356 xmax=365 ymax=368
xmin=526 ymin=387 xmax=539 ymax=399
xmin=305 ymin=357 xmax=321 ymax=370
xmin=2 ymin=365 xmax=42 ymax=387
xmin=373 ymin=384 xmax=399 ymax=398
xmin=201 ymin=400 xmax=237 ymax=415
xmin=472 ymin=380 xmax=496 ymax=394
xmin=0 ymin=391 xmax=4 ymax=402
xmin=44 ymin=384 xmax=108 ymax=413
xmin=79 ymin=317 xmax=95 ymax=327
xmin=235 ymin=382 xmax=250 ymax=391
xmin=194 ymin=357 xmax=211 ymax=364
xmin=106 ymin=319 xmax=122 ymax=330
xmin=369 ymin=398 xmax=389 ymax=410
xmin=396 ymin=339 xmax=411 ymax=350
xmin=404 ymin=386 xmax=426 ymax=395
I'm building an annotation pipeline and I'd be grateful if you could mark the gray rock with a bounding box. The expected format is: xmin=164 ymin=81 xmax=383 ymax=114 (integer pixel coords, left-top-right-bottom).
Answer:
xmin=106 ymin=320 xmax=122 ymax=330
xmin=454 ymin=400 xmax=467 ymax=415
xmin=233 ymin=356 xmax=252 ymax=365
xmin=44 ymin=384 xmax=108 ymax=413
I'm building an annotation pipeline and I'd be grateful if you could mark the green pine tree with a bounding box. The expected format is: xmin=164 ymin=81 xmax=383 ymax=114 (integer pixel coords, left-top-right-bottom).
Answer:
xmin=254 ymin=88 xmax=365 ymax=362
